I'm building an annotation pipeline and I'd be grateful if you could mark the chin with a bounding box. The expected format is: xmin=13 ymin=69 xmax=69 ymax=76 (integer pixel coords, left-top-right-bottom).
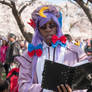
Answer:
xmin=48 ymin=43 xmax=51 ymax=46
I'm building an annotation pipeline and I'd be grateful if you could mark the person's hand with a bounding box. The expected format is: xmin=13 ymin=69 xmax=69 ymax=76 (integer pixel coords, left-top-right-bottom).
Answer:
xmin=57 ymin=84 xmax=72 ymax=92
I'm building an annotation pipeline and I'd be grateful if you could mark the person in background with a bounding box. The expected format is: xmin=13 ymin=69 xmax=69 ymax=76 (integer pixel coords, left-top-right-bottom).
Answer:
xmin=0 ymin=37 xmax=8 ymax=77
xmin=0 ymin=36 xmax=2 ymax=46
xmin=84 ymin=39 xmax=92 ymax=92
xmin=64 ymin=34 xmax=72 ymax=43
xmin=5 ymin=33 xmax=20 ymax=75
xmin=0 ymin=37 xmax=8 ymax=65
xmin=16 ymin=5 xmax=89 ymax=92
xmin=19 ymin=40 xmax=28 ymax=55
xmin=0 ymin=62 xmax=4 ymax=80
xmin=84 ymin=39 xmax=92 ymax=61
xmin=64 ymin=34 xmax=73 ymax=47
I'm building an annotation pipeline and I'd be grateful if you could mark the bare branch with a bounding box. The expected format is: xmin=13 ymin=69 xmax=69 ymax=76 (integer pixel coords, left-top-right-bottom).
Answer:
xmin=0 ymin=0 xmax=33 ymax=42
xmin=10 ymin=1 xmax=32 ymax=42
xmin=68 ymin=0 xmax=78 ymax=6
xmin=69 ymin=21 xmax=80 ymax=32
xmin=86 ymin=0 xmax=89 ymax=5
xmin=75 ymin=0 xmax=92 ymax=24
xmin=88 ymin=0 xmax=92 ymax=3
xmin=19 ymin=0 xmax=36 ymax=15
xmin=19 ymin=3 xmax=29 ymax=14
xmin=0 ymin=0 xmax=12 ymax=8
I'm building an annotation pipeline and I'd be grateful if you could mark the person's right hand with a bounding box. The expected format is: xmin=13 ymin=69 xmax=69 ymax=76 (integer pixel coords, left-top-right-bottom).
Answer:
xmin=56 ymin=84 xmax=72 ymax=92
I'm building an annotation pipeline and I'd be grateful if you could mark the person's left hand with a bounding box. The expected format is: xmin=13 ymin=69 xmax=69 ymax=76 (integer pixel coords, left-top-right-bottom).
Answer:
xmin=56 ymin=84 xmax=72 ymax=92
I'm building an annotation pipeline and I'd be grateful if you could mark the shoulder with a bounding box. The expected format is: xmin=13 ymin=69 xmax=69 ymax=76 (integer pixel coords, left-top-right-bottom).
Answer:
xmin=14 ymin=41 xmax=20 ymax=47
xmin=67 ymin=42 xmax=82 ymax=53
xmin=15 ymin=50 xmax=32 ymax=65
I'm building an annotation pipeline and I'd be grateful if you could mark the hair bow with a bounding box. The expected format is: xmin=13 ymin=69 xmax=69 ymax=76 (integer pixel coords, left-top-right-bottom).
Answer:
xmin=51 ymin=35 xmax=67 ymax=48
xmin=28 ymin=43 xmax=43 ymax=57
xmin=28 ymin=19 xmax=36 ymax=29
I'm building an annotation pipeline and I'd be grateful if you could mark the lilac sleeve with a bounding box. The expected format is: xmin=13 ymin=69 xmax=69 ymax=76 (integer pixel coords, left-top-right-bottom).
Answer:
xmin=71 ymin=44 xmax=87 ymax=61
xmin=15 ymin=55 xmax=42 ymax=92
xmin=77 ymin=47 xmax=87 ymax=61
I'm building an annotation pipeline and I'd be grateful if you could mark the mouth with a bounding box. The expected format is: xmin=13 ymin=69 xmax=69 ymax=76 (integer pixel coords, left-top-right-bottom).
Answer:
xmin=46 ymin=34 xmax=54 ymax=42
xmin=44 ymin=35 xmax=53 ymax=45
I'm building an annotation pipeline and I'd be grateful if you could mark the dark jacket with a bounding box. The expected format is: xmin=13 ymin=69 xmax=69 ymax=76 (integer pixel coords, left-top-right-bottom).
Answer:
xmin=6 ymin=41 xmax=20 ymax=63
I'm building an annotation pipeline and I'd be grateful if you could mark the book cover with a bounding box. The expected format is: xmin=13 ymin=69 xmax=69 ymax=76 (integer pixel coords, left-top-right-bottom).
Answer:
xmin=41 ymin=59 xmax=92 ymax=91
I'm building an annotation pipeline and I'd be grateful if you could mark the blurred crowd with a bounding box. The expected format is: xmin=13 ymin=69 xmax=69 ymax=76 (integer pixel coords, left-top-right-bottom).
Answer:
xmin=0 ymin=33 xmax=28 ymax=92
xmin=0 ymin=33 xmax=92 ymax=92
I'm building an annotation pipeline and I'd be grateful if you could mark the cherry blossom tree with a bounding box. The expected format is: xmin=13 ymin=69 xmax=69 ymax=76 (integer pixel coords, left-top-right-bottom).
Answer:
xmin=69 ymin=0 xmax=92 ymax=24
xmin=0 ymin=0 xmax=36 ymax=42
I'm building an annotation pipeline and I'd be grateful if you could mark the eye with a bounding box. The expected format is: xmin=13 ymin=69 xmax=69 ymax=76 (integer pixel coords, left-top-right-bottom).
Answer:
xmin=40 ymin=24 xmax=46 ymax=30
xmin=49 ymin=23 xmax=57 ymax=29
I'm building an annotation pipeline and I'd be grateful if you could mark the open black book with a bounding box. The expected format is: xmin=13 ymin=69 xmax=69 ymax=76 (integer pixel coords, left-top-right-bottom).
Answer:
xmin=41 ymin=59 xmax=92 ymax=91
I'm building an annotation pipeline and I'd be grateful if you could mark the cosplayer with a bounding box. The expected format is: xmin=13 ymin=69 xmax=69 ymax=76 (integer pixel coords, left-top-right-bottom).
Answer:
xmin=16 ymin=5 xmax=89 ymax=92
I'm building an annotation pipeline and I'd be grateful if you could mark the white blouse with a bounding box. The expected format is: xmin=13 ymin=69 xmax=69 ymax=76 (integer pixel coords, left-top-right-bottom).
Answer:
xmin=36 ymin=42 xmax=66 ymax=92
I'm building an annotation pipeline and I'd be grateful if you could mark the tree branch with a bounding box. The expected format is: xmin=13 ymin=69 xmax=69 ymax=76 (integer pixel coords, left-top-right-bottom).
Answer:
xmin=10 ymin=1 xmax=32 ymax=42
xmin=75 ymin=0 xmax=92 ymax=24
xmin=68 ymin=0 xmax=78 ymax=6
xmin=0 ymin=0 xmax=33 ymax=42
xmin=0 ymin=0 xmax=12 ymax=8
xmin=69 ymin=21 xmax=80 ymax=32
xmin=19 ymin=0 xmax=36 ymax=15
xmin=88 ymin=0 xmax=92 ymax=3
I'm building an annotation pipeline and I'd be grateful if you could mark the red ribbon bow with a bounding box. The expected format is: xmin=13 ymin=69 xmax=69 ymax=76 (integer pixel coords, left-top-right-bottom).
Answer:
xmin=28 ymin=19 xmax=36 ymax=29
xmin=52 ymin=35 xmax=67 ymax=44
xmin=28 ymin=49 xmax=42 ymax=57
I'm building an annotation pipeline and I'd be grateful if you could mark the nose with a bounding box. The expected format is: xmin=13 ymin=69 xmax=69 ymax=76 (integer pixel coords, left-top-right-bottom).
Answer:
xmin=45 ymin=25 xmax=52 ymax=32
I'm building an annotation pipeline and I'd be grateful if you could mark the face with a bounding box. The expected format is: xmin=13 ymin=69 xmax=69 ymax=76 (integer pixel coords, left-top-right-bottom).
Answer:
xmin=20 ymin=41 xmax=24 ymax=48
xmin=86 ymin=46 xmax=92 ymax=56
xmin=8 ymin=37 xmax=15 ymax=42
xmin=85 ymin=39 xmax=92 ymax=56
xmin=39 ymin=19 xmax=57 ymax=46
xmin=2 ymin=40 xmax=6 ymax=46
